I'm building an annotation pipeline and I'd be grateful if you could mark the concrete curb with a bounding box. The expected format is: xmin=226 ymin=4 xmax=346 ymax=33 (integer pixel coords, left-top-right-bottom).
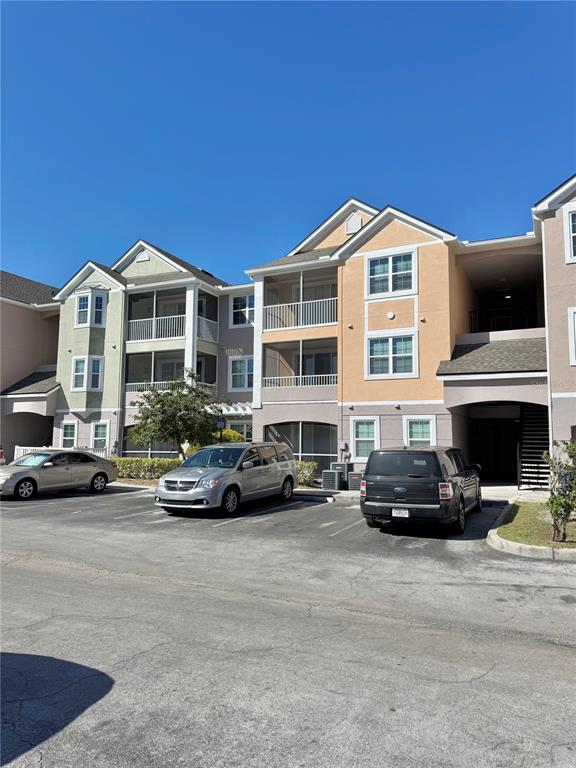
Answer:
xmin=486 ymin=504 xmax=576 ymax=562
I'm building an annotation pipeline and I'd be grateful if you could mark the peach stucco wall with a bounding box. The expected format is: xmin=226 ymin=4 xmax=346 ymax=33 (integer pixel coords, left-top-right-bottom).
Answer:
xmin=367 ymin=298 xmax=414 ymax=331
xmin=313 ymin=209 xmax=375 ymax=250
xmin=0 ymin=302 xmax=59 ymax=390
xmin=449 ymin=252 xmax=475 ymax=345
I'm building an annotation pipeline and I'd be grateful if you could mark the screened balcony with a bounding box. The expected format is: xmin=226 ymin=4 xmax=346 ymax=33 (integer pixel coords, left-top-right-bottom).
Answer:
xmin=197 ymin=291 xmax=219 ymax=343
xmin=125 ymin=351 xmax=185 ymax=393
xmin=263 ymin=268 xmax=338 ymax=331
xmin=127 ymin=289 xmax=186 ymax=341
xmin=262 ymin=339 xmax=337 ymax=396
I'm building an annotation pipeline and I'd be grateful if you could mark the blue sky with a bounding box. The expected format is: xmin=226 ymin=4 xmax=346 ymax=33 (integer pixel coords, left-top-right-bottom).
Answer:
xmin=2 ymin=1 xmax=575 ymax=288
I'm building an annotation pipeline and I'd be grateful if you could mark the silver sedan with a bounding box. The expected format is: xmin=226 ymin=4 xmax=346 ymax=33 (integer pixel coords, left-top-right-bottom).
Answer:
xmin=0 ymin=450 xmax=119 ymax=500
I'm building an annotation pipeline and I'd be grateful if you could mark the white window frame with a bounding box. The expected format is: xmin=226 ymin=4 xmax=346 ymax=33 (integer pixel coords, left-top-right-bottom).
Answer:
xmin=91 ymin=420 xmax=110 ymax=452
xmin=350 ymin=416 xmax=380 ymax=462
xmin=402 ymin=416 xmax=437 ymax=448
xmin=61 ymin=421 xmax=77 ymax=449
xmin=74 ymin=290 xmax=107 ymax=328
xmin=562 ymin=202 xmax=576 ymax=264
xmin=229 ymin=293 xmax=255 ymax=328
xmin=568 ymin=307 xmax=576 ymax=366
xmin=365 ymin=328 xmax=418 ymax=380
xmin=71 ymin=356 xmax=105 ymax=392
xmin=226 ymin=421 xmax=253 ymax=441
xmin=364 ymin=245 xmax=418 ymax=300
xmin=228 ymin=355 xmax=254 ymax=392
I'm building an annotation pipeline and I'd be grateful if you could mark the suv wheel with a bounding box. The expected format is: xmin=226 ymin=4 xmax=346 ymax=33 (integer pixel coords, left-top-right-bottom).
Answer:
xmin=365 ymin=517 xmax=381 ymax=529
xmin=15 ymin=479 xmax=36 ymax=500
xmin=472 ymin=486 xmax=482 ymax=513
xmin=222 ymin=487 xmax=239 ymax=514
xmin=451 ymin=498 xmax=466 ymax=534
xmin=280 ymin=478 xmax=293 ymax=501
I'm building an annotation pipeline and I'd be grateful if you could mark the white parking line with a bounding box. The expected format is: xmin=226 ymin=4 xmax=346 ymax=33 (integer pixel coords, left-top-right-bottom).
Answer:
xmin=144 ymin=517 xmax=181 ymax=525
xmin=319 ymin=521 xmax=338 ymax=528
xmin=329 ymin=519 xmax=363 ymax=537
xmin=211 ymin=501 xmax=305 ymax=527
xmin=113 ymin=510 xmax=155 ymax=520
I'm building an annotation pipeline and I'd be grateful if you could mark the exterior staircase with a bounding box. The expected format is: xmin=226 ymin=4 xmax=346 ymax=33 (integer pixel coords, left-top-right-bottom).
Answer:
xmin=517 ymin=405 xmax=550 ymax=489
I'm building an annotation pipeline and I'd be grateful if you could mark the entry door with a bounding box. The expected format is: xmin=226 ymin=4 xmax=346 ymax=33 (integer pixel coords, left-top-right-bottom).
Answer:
xmin=470 ymin=419 xmax=520 ymax=481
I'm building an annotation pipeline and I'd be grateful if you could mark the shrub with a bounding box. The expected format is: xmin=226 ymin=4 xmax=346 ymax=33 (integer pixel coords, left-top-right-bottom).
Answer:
xmin=296 ymin=461 xmax=317 ymax=487
xmin=211 ymin=429 xmax=245 ymax=443
xmin=112 ymin=457 xmax=182 ymax=480
xmin=543 ymin=439 xmax=576 ymax=542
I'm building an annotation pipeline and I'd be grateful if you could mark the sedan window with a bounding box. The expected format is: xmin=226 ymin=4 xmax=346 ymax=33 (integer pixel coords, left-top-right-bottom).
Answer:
xmin=51 ymin=454 xmax=71 ymax=466
xmin=11 ymin=453 xmax=52 ymax=467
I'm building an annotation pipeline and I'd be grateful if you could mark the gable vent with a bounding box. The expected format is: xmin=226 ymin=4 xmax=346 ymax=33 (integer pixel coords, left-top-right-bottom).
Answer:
xmin=135 ymin=250 xmax=150 ymax=263
xmin=345 ymin=212 xmax=363 ymax=235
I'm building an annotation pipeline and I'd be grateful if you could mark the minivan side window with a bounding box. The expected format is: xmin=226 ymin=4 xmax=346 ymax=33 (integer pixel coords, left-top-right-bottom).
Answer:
xmin=259 ymin=446 xmax=278 ymax=465
xmin=243 ymin=447 xmax=261 ymax=467
xmin=276 ymin=444 xmax=294 ymax=462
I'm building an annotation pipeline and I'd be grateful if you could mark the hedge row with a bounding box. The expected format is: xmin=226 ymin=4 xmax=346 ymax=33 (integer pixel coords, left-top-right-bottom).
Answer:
xmin=112 ymin=456 xmax=319 ymax=485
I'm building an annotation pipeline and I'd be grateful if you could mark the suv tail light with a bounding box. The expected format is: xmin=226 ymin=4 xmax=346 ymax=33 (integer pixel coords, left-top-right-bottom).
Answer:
xmin=0 ymin=448 xmax=4 ymax=462
xmin=439 ymin=482 xmax=453 ymax=500
xmin=360 ymin=480 xmax=366 ymax=498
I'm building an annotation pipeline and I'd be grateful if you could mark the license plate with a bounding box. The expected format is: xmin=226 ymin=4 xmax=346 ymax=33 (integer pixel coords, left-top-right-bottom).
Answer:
xmin=392 ymin=508 xmax=410 ymax=518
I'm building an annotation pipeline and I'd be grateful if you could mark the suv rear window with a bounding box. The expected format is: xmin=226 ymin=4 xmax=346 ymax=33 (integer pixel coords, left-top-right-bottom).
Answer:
xmin=365 ymin=451 xmax=441 ymax=478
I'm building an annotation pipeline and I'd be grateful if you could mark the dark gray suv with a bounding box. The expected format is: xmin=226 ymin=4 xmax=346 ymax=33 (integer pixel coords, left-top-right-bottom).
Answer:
xmin=360 ymin=447 xmax=481 ymax=534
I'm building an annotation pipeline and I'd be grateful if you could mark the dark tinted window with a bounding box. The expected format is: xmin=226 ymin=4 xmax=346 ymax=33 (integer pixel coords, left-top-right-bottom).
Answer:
xmin=243 ymin=447 xmax=262 ymax=467
xmin=447 ymin=450 xmax=464 ymax=473
xmin=69 ymin=453 xmax=96 ymax=464
xmin=51 ymin=454 xmax=71 ymax=467
xmin=365 ymin=451 xmax=441 ymax=478
xmin=276 ymin=444 xmax=294 ymax=462
xmin=259 ymin=446 xmax=278 ymax=465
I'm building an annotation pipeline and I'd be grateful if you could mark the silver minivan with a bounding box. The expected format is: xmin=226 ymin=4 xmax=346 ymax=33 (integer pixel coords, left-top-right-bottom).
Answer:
xmin=154 ymin=442 xmax=297 ymax=513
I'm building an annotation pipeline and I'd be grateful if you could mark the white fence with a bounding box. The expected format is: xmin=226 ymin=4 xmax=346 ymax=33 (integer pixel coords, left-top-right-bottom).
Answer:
xmin=14 ymin=445 xmax=109 ymax=459
xmin=263 ymin=298 xmax=337 ymax=330
xmin=127 ymin=315 xmax=185 ymax=341
xmin=262 ymin=374 xmax=338 ymax=388
xmin=197 ymin=316 xmax=219 ymax=343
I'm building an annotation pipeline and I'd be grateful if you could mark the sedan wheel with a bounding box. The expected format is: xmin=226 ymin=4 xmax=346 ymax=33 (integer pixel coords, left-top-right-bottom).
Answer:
xmin=222 ymin=488 xmax=239 ymax=514
xmin=90 ymin=473 xmax=107 ymax=493
xmin=15 ymin=479 xmax=36 ymax=500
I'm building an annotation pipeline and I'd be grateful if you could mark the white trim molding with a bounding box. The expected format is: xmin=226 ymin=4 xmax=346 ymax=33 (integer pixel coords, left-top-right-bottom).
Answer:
xmin=364 ymin=245 xmax=418 ymax=301
xmin=438 ymin=372 xmax=547 ymax=382
xmin=402 ymin=415 xmax=437 ymax=448
xmin=74 ymin=289 xmax=107 ymax=329
xmin=55 ymin=263 xmax=124 ymax=300
xmin=91 ymin=420 xmax=110 ymax=452
xmin=228 ymin=355 xmax=254 ymax=392
xmin=349 ymin=415 xmax=381 ymax=462
xmin=563 ymin=203 xmax=576 ymax=264
xmin=70 ymin=355 xmax=105 ymax=392
xmin=365 ymin=327 xmax=419 ymax=380
xmin=551 ymin=392 xmax=576 ymax=399
xmin=228 ymin=292 xmax=255 ymax=329
xmin=568 ymin=306 xmax=576 ymax=366
xmin=61 ymin=420 xmax=78 ymax=449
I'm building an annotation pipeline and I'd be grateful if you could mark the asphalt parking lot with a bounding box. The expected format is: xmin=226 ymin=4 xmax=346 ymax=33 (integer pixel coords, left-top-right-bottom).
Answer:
xmin=2 ymin=485 xmax=576 ymax=768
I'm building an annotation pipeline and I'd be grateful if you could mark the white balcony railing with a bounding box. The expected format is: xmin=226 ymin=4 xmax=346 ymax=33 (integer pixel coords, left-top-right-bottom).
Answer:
xmin=127 ymin=315 xmax=185 ymax=342
xmin=126 ymin=381 xmax=217 ymax=394
xmin=197 ymin=316 xmax=219 ymax=343
xmin=262 ymin=374 xmax=338 ymax=388
xmin=264 ymin=297 xmax=337 ymax=331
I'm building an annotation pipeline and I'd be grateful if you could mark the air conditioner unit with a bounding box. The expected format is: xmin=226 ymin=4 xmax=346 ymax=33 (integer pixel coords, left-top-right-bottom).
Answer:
xmin=330 ymin=462 xmax=354 ymax=481
xmin=347 ymin=472 xmax=363 ymax=491
xmin=322 ymin=470 xmax=343 ymax=491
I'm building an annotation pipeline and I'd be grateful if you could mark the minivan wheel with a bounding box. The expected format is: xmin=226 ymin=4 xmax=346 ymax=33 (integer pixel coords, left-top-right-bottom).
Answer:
xmin=451 ymin=498 xmax=466 ymax=534
xmin=14 ymin=479 xmax=36 ymax=500
xmin=280 ymin=478 xmax=293 ymax=501
xmin=90 ymin=473 xmax=107 ymax=493
xmin=222 ymin=487 xmax=239 ymax=514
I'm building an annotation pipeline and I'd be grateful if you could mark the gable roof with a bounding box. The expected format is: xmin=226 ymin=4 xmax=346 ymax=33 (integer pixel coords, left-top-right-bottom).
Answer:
xmin=113 ymin=240 xmax=228 ymax=287
xmin=248 ymin=246 xmax=339 ymax=272
xmin=54 ymin=261 xmax=126 ymax=300
xmin=0 ymin=271 xmax=59 ymax=305
xmin=533 ymin=173 xmax=576 ymax=212
xmin=437 ymin=338 xmax=547 ymax=376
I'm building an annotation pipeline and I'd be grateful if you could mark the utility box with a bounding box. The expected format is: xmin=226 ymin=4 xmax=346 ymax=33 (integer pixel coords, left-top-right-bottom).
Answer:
xmin=347 ymin=472 xmax=363 ymax=491
xmin=322 ymin=470 xmax=343 ymax=491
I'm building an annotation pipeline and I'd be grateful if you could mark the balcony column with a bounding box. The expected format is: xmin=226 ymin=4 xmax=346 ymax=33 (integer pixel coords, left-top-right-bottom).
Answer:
xmin=299 ymin=270 xmax=303 ymax=326
xmin=252 ymin=276 xmax=264 ymax=408
xmin=184 ymin=284 xmax=197 ymax=379
xmin=152 ymin=291 xmax=157 ymax=339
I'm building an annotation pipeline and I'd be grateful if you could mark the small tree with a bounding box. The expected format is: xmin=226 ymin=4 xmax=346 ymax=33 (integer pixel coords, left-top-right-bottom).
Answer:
xmin=543 ymin=439 xmax=576 ymax=542
xmin=130 ymin=371 xmax=221 ymax=461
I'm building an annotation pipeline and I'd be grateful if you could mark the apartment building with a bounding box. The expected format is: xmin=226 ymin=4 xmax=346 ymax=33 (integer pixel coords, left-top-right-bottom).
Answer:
xmin=46 ymin=241 xmax=254 ymax=457
xmin=247 ymin=175 xmax=576 ymax=486
xmin=0 ymin=272 xmax=60 ymax=461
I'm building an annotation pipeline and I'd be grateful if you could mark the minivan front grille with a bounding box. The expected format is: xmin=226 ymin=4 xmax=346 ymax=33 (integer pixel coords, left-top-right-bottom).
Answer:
xmin=165 ymin=480 xmax=197 ymax=491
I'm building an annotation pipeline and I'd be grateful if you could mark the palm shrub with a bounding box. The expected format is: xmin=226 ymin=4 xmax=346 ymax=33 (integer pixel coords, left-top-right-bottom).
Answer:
xmin=543 ymin=439 xmax=576 ymax=542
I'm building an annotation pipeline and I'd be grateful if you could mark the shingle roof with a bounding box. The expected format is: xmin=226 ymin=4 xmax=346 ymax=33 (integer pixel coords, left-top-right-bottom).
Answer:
xmin=437 ymin=338 xmax=547 ymax=376
xmin=141 ymin=241 xmax=229 ymax=287
xmin=90 ymin=262 xmax=126 ymax=286
xmin=249 ymin=246 xmax=339 ymax=271
xmin=1 ymin=371 xmax=59 ymax=396
xmin=0 ymin=271 xmax=59 ymax=305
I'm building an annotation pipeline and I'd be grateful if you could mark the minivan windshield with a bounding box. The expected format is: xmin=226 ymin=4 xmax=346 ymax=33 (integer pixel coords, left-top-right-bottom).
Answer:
xmin=182 ymin=447 xmax=244 ymax=469
xmin=365 ymin=451 xmax=441 ymax=478
xmin=11 ymin=453 xmax=52 ymax=467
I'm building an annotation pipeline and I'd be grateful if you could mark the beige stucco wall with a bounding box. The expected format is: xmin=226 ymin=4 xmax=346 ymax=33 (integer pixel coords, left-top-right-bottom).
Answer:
xmin=339 ymin=226 xmax=451 ymax=403
xmin=262 ymin=325 xmax=338 ymax=345
xmin=542 ymin=205 xmax=576 ymax=394
xmin=0 ymin=302 xmax=59 ymax=390
xmin=119 ymin=249 xmax=181 ymax=278
xmin=313 ymin=209 xmax=375 ymax=250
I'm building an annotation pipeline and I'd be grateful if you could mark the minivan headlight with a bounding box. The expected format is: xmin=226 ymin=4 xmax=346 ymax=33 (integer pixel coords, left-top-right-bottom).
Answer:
xmin=198 ymin=478 xmax=220 ymax=489
xmin=157 ymin=477 xmax=166 ymax=487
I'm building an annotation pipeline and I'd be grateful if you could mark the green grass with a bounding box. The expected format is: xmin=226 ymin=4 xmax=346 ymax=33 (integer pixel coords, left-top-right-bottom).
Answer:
xmin=498 ymin=502 xmax=576 ymax=549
